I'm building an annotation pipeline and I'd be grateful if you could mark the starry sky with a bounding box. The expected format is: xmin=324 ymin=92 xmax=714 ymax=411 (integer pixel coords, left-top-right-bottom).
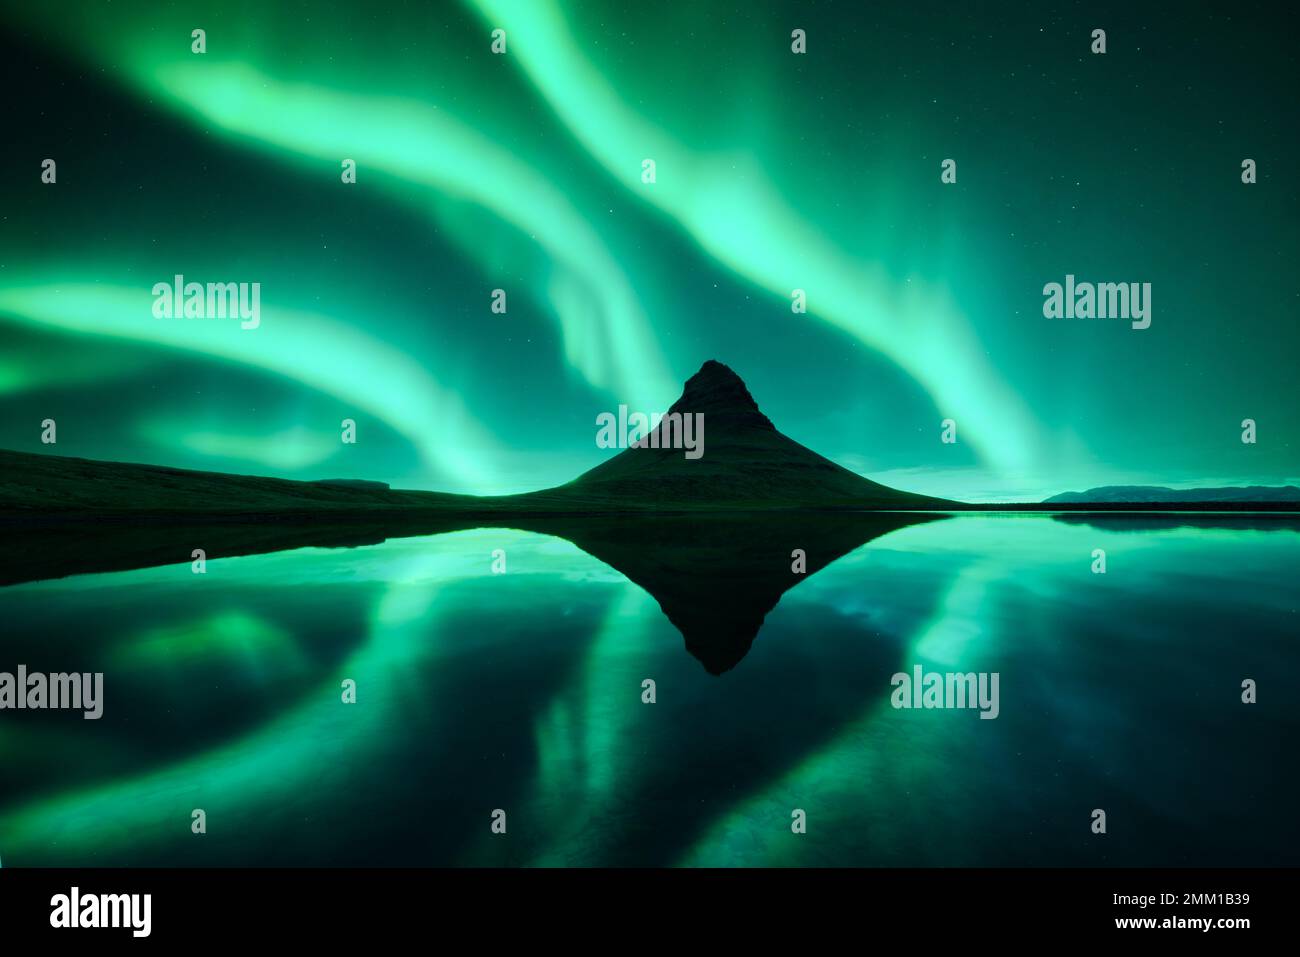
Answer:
xmin=0 ymin=0 xmax=1295 ymax=501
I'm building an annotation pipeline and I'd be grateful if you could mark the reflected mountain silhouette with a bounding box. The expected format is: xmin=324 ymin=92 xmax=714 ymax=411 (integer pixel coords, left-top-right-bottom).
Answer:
xmin=1051 ymin=513 xmax=1300 ymax=534
xmin=535 ymin=512 xmax=942 ymax=673
xmin=0 ymin=511 xmax=942 ymax=673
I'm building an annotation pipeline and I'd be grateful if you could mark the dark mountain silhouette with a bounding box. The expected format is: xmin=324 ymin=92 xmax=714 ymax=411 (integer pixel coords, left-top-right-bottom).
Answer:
xmin=0 ymin=360 xmax=945 ymax=518
xmin=2 ymin=360 xmax=1295 ymax=521
xmin=547 ymin=360 xmax=946 ymax=509
xmin=1045 ymin=484 xmax=1300 ymax=504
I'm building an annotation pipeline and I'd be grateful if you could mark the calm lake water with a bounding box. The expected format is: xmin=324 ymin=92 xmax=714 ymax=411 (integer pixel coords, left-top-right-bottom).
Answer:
xmin=0 ymin=514 xmax=1296 ymax=866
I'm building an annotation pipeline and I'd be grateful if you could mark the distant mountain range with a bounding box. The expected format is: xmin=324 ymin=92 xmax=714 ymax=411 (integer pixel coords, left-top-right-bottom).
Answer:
xmin=1044 ymin=485 xmax=1300 ymax=504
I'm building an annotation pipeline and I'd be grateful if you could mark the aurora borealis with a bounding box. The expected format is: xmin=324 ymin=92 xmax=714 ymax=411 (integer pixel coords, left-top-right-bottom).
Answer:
xmin=1 ymin=1 xmax=1298 ymax=877
xmin=1 ymin=1 xmax=1295 ymax=500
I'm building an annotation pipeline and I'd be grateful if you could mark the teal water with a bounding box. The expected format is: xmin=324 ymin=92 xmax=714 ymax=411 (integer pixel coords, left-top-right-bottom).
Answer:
xmin=0 ymin=515 xmax=1295 ymax=866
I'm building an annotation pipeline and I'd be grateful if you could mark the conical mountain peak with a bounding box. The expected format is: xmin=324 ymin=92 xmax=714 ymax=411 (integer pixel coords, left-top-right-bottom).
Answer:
xmin=562 ymin=360 xmax=946 ymax=509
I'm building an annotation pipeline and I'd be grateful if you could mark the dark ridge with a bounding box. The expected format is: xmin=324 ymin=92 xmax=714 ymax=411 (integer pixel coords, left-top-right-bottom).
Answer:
xmin=1044 ymin=484 xmax=1300 ymax=504
xmin=311 ymin=478 xmax=391 ymax=490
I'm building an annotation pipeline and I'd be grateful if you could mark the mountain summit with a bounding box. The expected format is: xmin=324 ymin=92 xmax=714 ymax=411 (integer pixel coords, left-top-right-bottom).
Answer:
xmin=668 ymin=359 xmax=775 ymax=431
xmin=551 ymin=360 xmax=948 ymax=510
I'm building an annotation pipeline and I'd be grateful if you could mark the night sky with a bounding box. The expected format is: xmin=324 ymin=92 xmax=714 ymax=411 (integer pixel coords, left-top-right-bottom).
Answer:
xmin=1 ymin=1 xmax=1295 ymax=501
